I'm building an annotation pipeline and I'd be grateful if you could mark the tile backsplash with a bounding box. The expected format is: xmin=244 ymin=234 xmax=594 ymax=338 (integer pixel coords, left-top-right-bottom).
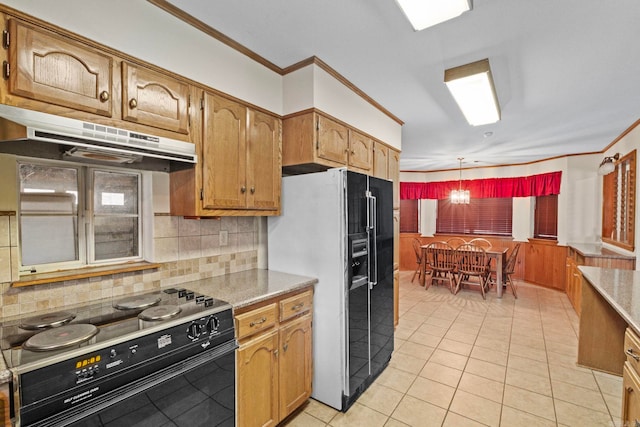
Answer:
xmin=0 ymin=215 xmax=260 ymax=318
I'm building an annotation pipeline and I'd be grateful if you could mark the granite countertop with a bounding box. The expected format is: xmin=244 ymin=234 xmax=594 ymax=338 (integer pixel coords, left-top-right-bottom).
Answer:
xmin=569 ymin=243 xmax=636 ymax=259
xmin=579 ymin=266 xmax=640 ymax=335
xmin=177 ymin=268 xmax=317 ymax=309
xmin=0 ymin=269 xmax=317 ymax=386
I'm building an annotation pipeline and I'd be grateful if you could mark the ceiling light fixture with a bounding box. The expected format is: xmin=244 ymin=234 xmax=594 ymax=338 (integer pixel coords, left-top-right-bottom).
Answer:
xmin=395 ymin=0 xmax=472 ymax=31
xmin=450 ymin=157 xmax=470 ymax=204
xmin=598 ymin=153 xmax=620 ymax=175
xmin=444 ymin=58 xmax=501 ymax=126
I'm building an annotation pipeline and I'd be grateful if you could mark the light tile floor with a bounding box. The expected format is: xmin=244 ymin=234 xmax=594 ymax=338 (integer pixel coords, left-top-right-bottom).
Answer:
xmin=283 ymin=271 xmax=623 ymax=427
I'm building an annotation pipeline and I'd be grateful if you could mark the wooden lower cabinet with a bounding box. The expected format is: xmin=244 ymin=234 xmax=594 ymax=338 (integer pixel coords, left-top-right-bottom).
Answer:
xmin=237 ymin=330 xmax=279 ymax=427
xmin=623 ymin=328 xmax=640 ymax=426
xmin=622 ymin=362 xmax=640 ymax=427
xmin=236 ymin=289 xmax=313 ymax=427
xmin=278 ymin=315 xmax=313 ymax=419
xmin=565 ymin=257 xmax=582 ymax=315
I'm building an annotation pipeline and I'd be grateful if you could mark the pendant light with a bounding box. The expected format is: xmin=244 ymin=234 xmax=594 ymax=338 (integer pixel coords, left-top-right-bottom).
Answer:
xmin=450 ymin=157 xmax=470 ymax=204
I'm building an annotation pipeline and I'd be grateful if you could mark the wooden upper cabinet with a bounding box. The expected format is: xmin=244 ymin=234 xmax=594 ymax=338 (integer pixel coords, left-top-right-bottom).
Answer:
xmin=199 ymin=92 xmax=281 ymax=213
xmin=317 ymin=114 xmax=348 ymax=165
xmin=202 ymin=92 xmax=247 ymax=210
xmin=389 ymin=148 xmax=400 ymax=209
xmin=247 ymin=109 xmax=281 ymax=210
xmin=121 ymin=62 xmax=189 ymax=134
xmin=348 ymin=129 xmax=373 ymax=173
xmin=373 ymin=142 xmax=389 ymax=179
xmin=6 ymin=19 xmax=113 ymax=116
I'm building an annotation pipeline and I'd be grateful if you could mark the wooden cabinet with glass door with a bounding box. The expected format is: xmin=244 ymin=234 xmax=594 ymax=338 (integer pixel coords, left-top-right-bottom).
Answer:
xmin=235 ymin=288 xmax=313 ymax=427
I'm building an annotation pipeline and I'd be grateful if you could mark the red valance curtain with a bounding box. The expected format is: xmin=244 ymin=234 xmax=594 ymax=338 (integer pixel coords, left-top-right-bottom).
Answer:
xmin=400 ymin=171 xmax=562 ymax=200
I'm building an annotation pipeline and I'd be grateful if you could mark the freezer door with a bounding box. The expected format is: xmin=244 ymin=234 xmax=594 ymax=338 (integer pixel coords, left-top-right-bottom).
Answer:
xmin=367 ymin=176 xmax=394 ymax=378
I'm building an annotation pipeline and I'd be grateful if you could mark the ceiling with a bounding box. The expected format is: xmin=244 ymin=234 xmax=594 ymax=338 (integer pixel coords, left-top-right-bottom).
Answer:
xmin=164 ymin=0 xmax=640 ymax=171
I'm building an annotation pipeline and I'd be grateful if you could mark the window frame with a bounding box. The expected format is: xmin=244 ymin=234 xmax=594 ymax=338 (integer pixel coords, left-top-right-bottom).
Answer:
xmin=18 ymin=158 xmax=144 ymax=274
xmin=533 ymin=194 xmax=558 ymax=240
xmin=602 ymin=150 xmax=636 ymax=251
xmin=399 ymin=199 xmax=419 ymax=233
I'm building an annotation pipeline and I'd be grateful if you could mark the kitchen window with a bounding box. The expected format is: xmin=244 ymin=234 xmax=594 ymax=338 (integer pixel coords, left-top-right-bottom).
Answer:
xmin=19 ymin=161 xmax=142 ymax=273
xmin=436 ymin=197 xmax=513 ymax=236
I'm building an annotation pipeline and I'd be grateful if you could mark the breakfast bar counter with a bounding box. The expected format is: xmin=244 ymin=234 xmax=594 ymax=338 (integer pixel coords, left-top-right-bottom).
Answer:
xmin=578 ymin=266 xmax=640 ymax=375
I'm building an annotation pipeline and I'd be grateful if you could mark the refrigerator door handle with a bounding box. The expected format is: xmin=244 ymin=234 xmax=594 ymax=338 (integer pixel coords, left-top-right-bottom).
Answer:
xmin=368 ymin=192 xmax=378 ymax=288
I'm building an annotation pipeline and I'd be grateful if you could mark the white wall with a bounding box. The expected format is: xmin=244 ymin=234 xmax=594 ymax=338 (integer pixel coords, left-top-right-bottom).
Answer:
xmin=282 ymin=64 xmax=402 ymax=149
xmin=402 ymin=153 xmax=602 ymax=246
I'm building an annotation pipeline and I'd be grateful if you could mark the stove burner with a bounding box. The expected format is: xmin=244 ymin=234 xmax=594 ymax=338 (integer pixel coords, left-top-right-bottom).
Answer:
xmin=22 ymin=324 xmax=99 ymax=352
xmin=19 ymin=311 xmax=76 ymax=330
xmin=138 ymin=305 xmax=182 ymax=321
xmin=113 ymin=294 xmax=161 ymax=310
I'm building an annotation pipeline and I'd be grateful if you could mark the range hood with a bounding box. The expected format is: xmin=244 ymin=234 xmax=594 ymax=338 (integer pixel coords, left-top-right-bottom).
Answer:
xmin=0 ymin=104 xmax=196 ymax=171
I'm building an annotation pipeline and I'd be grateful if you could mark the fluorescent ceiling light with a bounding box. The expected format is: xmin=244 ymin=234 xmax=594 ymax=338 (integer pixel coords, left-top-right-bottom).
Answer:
xmin=444 ymin=58 xmax=501 ymax=126
xmin=396 ymin=0 xmax=471 ymax=31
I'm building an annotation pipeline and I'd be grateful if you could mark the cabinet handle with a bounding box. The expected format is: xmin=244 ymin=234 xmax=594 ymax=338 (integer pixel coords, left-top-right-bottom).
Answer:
xmin=626 ymin=348 xmax=640 ymax=361
xmin=250 ymin=187 xmax=255 ymax=194
xmin=635 ymin=419 xmax=640 ymax=427
xmin=241 ymin=186 xmax=246 ymax=194
xmin=99 ymin=91 xmax=110 ymax=102
xmin=249 ymin=317 xmax=266 ymax=327
xmin=351 ymin=151 xmax=355 ymax=155
xmin=283 ymin=343 xmax=289 ymax=352
xmin=274 ymin=349 xmax=279 ymax=358
xmin=129 ymin=98 xmax=138 ymax=109
xmin=291 ymin=303 xmax=304 ymax=311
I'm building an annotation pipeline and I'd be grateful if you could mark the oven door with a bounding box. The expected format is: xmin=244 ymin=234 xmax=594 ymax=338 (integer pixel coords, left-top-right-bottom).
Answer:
xmin=25 ymin=341 xmax=236 ymax=427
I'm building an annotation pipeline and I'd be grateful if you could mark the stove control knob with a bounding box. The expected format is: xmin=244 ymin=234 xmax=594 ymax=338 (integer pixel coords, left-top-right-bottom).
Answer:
xmin=188 ymin=322 xmax=202 ymax=339
xmin=185 ymin=291 xmax=195 ymax=301
xmin=110 ymin=349 xmax=117 ymax=359
xmin=207 ymin=316 xmax=220 ymax=333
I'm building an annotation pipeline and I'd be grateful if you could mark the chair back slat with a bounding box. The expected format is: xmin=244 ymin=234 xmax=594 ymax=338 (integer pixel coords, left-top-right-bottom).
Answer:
xmin=468 ymin=238 xmax=492 ymax=249
xmin=425 ymin=241 xmax=456 ymax=271
xmin=456 ymin=243 xmax=489 ymax=275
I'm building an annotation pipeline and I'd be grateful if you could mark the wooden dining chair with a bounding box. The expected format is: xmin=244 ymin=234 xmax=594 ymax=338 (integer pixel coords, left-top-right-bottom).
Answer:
xmin=411 ymin=238 xmax=426 ymax=284
xmin=445 ymin=237 xmax=467 ymax=249
xmin=424 ymin=241 xmax=456 ymax=293
xmin=468 ymin=237 xmax=492 ymax=249
xmin=503 ymin=243 xmax=521 ymax=298
xmin=455 ymin=243 xmax=491 ymax=299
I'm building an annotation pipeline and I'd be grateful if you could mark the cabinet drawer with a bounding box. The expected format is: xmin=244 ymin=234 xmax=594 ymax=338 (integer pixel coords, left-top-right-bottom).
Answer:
xmin=235 ymin=304 xmax=277 ymax=340
xmin=279 ymin=290 xmax=313 ymax=322
xmin=626 ymin=329 xmax=640 ymax=370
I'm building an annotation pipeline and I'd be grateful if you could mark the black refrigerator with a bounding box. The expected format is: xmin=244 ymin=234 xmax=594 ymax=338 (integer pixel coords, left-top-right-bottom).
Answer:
xmin=267 ymin=168 xmax=394 ymax=411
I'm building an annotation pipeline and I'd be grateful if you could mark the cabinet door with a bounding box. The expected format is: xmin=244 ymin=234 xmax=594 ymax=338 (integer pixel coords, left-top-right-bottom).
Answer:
xmin=373 ymin=142 xmax=389 ymax=179
xmin=122 ymin=62 xmax=189 ymax=134
xmin=316 ymin=115 xmax=348 ymax=164
xmin=8 ymin=19 xmax=112 ymax=116
xmin=278 ymin=315 xmax=312 ymax=420
xmin=348 ymin=130 xmax=373 ymax=172
xmin=202 ymin=93 xmax=247 ymax=209
xmin=389 ymin=149 xmax=401 ymax=209
xmin=247 ymin=109 xmax=281 ymax=210
xmin=237 ymin=330 xmax=279 ymax=427
xmin=623 ymin=362 xmax=640 ymax=427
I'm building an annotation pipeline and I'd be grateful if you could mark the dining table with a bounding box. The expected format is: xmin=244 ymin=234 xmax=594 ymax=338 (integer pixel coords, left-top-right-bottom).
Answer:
xmin=420 ymin=244 xmax=509 ymax=298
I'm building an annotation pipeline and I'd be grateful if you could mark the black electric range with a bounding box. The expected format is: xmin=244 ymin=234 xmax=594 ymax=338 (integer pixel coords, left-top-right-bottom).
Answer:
xmin=0 ymin=287 xmax=236 ymax=427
